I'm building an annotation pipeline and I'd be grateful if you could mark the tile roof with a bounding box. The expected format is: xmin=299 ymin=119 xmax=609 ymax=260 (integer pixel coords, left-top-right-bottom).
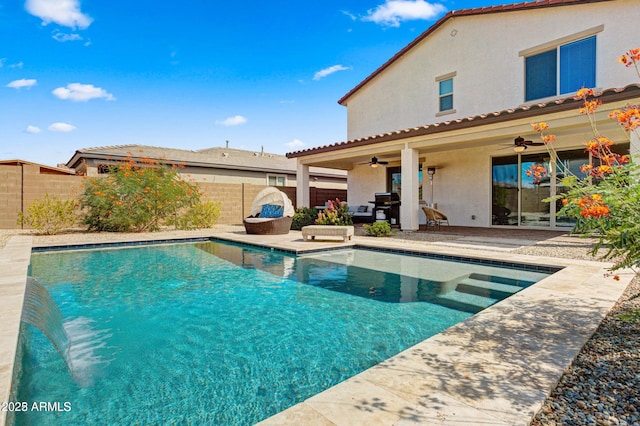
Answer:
xmin=337 ymin=0 xmax=612 ymax=106
xmin=67 ymin=144 xmax=346 ymax=177
xmin=288 ymin=84 xmax=640 ymax=158
xmin=0 ymin=159 xmax=76 ymax=175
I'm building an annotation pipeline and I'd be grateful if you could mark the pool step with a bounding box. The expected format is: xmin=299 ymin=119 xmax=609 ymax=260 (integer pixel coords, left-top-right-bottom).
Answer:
xmin=456 ymin=278 xmax=522 ymax=300
xmin=433 ymin=290 xmax=498 ymax=314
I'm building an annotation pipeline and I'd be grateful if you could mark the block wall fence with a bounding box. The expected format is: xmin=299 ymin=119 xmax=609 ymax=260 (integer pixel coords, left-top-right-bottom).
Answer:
xmin=0 ymin=164 xmax=346 ymax=230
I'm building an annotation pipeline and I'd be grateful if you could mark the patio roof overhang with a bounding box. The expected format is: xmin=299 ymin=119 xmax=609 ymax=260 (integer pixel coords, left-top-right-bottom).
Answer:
xmin=288 ymin=85 xmax=640 ymax=170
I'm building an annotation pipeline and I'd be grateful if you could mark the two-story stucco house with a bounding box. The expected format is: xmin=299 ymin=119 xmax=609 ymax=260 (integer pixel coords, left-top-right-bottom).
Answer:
xmin=288 ymin=0 xmax=640 ymax=231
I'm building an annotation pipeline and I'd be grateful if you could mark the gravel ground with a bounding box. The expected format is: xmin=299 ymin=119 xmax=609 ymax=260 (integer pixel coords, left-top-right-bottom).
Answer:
xmin=531 ymin=274 xmax=640 ymax=426
xmin=2 ymin=226 xmax=638 ymax=424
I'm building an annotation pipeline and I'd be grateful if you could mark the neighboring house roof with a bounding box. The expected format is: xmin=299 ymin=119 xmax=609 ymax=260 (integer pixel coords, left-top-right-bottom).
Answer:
xmin=66 ymin=145 xmax=346 ymax=178
xmin=338 ymin=0 xmax=612 ymax=106
xmin=0 ymin=159 xmax=76 ymax=175
xmin=288 ymin=84 xmax=640 ymax=158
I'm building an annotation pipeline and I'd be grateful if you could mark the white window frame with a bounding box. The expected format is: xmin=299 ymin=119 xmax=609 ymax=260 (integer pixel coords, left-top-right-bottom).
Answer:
xmin=435 ymin=71 xmax=456 ymax=116
xmin=520 ymin=25 xmax=603 ymax=102
xmin=267 ymin=174 xmax=286 ymax=186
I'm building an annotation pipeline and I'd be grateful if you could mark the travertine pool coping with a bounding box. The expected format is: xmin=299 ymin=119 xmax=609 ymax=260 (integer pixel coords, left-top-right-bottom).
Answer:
xmin=0 ymin=230 xmax=633 ymax=425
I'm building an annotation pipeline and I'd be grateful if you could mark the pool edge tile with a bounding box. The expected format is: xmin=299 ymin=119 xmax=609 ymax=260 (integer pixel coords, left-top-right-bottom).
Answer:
xmin=0 ymin=236 xmax=33 ymax=426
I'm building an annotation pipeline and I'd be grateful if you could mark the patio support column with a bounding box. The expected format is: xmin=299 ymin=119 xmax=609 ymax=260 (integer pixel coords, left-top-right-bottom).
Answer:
xmin=400 ymin=146 xmax=419 ymax=231
xmin=296 ymin=161 xmax=310 ymax=208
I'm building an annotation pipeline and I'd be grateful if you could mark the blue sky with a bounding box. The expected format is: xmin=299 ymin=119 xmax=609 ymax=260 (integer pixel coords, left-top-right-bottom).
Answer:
xmin=2 ymin=0 xmax=515 ymax=166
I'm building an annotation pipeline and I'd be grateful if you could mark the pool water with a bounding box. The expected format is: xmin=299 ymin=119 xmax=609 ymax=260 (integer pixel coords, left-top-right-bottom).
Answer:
xmin=14 ymin=241 xmax=550 ymax=425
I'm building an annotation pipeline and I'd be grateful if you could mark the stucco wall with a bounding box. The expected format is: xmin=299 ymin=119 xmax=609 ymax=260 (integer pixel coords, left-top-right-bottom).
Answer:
xmin=83 ymin=160 xmax=346 ymax=190
xmin=347 ymin=164 xmax=387 ymax=209
xmin=345 ymin=0 xmax=640 ymax=140
xmin=422 ymin=147 xmax=493 ymax=227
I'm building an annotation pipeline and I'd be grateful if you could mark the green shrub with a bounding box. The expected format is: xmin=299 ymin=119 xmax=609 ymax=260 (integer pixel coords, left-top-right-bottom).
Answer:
xmin=315 ymin=199 xmax=353 ymax=226
xmin=17 ymin=193 xmax=77 ymax=235
xmin=291 ymin=207 xmax=318 ymax=230
xmin=80 ymin=158 xmax=201 ymax=232
xmin=168 ymin=200 xmax=222 ymax=230
xmin=363 ymin=221 xmax=393 ymax=237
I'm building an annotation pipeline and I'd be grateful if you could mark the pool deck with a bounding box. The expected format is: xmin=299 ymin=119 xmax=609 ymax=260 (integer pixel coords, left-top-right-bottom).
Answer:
xmin=0 ymin=228 xmax=634 ymax=426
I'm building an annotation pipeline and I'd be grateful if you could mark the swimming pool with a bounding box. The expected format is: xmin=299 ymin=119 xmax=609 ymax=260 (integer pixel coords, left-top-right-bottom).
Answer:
xmin=13 ymin=241 xmax=552 ymax=425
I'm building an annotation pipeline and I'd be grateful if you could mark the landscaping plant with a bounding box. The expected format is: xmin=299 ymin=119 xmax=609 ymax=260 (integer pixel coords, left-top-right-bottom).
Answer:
xmin=17 ymin=193 xmax=77 ymax=235
xmin=315 ymin=198 xmax=353 ymax=226
xmin=80 ymin=157 xmax=202 ymax=232
xmin=167 ymin=200 xmax=222 ymax=230
xmin=532 ymin=48 xmax=640 ymax=271
xmin=363 ymin=221 xmax=393 ymax=237
xmin=291 ymin=207 xmax=318 ymax=230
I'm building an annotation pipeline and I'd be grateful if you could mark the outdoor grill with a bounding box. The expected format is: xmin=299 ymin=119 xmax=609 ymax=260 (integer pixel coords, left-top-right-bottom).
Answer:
xmin=372 ymin=192 xmax=400 ymax=226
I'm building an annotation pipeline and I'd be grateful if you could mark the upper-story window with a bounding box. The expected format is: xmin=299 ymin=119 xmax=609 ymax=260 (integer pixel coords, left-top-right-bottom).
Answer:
xmin=439 ymin=78 xmax=453 ymax=111
xmin=525 ymin=35 xmax=596 ymax=102
xmin=436 ymin=71 xmax=456 ymax=114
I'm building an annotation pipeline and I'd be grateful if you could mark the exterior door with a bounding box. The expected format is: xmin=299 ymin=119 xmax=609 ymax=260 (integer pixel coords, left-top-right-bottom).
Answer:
xmin=491 ymin=156 xmax=518 ymax=225
xmin=520 ymin=153 xmax=551 ymax=227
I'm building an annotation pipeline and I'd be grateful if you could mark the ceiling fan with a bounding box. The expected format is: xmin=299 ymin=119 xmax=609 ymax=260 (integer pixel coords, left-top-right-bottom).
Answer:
xmin=368 ymin=156 xmax=389 ymax=168
xmin=512 ymin=136 xmax=544 ymax=152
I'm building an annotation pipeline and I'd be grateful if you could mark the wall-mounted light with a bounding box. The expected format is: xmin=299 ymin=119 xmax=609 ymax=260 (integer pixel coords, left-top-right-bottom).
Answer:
xmin=427 ymin=166 xmax=437 ymax=180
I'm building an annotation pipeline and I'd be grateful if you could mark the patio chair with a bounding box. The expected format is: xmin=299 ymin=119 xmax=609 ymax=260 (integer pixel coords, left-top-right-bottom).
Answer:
xmin=243 ymin=187 xmax=295 ymax=235
xmin=422 ymin=206 xmax=449 ymax=231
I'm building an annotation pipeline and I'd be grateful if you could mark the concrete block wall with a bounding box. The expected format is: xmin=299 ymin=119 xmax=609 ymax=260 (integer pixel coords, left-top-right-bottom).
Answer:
xmin=0 ymin=164 xmax=84 ymax=229
xmin=198 ymin=182 xmax=246 ymax=224
xmin=0 ymin=166 xmax=22 ymax=229
xmin=1 ymin=165 xmax=346 ymax=229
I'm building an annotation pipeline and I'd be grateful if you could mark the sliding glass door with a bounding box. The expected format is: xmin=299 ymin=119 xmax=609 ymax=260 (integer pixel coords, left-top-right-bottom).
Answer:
xmin=491 ymin=156 xmax=518 ymax=226
xmin=492 ymin=154 xmax=553 ymax=227
xmin=520 ymin=153 xmax=551 ymax=227
xmin=493 ymin=154 xmax=552 ymax=227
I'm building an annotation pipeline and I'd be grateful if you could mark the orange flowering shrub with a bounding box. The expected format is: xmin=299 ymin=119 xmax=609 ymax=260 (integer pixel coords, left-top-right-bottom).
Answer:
xmin=525 ymin=164 xmax=548 ymax=184
xmin=81 ymin=157 xmax=202 ymax=232
xmin=531 ymin=48 xmax=640 ymax=270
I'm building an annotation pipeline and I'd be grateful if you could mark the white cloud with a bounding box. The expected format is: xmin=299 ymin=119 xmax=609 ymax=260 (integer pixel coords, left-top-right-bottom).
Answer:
xmin=6 ymin=78 xmax=37 ymax=89
xmin=52 ymin=83 xmax=115 ymax=101
xmin=53 ymin=31 xmax=82 ymax=42
xmin=9 ymin=61 xmax=24 ymax=68
xmin=25 ymin=125 xmax=42 ymax=134
xmin=363 ymin=0 xmax=446 ymax=27
xmin=313 ymin=65 xmax=350 ymax=81
xmin=342 ymin=10 xmax=357 ymax=21
xmin=25 ymin=0 xmax=93 ymax=29
xmin=216 ymin=115 xmax=247 ymax=126
xmin=48 ymin=122 xmax=76 ymax=132
xmin=285 ymin=139 xmax=305 ymax=149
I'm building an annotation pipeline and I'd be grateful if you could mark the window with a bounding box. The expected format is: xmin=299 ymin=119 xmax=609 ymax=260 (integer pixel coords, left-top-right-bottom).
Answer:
xmin=267 ymin=174 xmax=286 ymax=186
xmin=97 ymin=164 xmax=119 ymax=174
xmin=438 ymin=78 xmax=453 ymax=112
xmin=525 ymin=35 xmax=596 ymax=101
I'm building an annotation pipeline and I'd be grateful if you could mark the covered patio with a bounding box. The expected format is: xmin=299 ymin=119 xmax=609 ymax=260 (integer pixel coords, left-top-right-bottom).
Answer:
xmin=288 ymin=86 xmax=640 ymax=232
